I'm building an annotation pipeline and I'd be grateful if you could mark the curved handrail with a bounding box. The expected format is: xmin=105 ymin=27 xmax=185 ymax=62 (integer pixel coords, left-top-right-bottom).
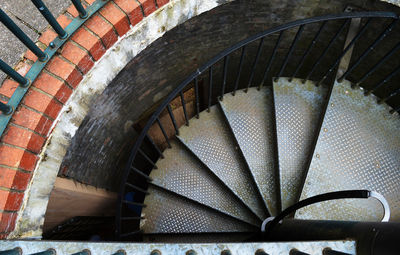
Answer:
xmin=260 ymin=190 xmax=390 ymax=233
xmin=116 ymin=11 xmax=400 ymax=238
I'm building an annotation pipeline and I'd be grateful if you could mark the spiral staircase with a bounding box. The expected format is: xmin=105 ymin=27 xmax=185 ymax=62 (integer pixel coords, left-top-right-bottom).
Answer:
xmin=2 ymin=9 xmax=400 ymax=255
xmin=115 ymin=11 xmax=400 ymax=255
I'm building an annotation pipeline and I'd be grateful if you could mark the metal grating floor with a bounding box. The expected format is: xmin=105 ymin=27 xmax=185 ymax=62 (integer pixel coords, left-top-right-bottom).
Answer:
xmin=220 ymin=87 xmax=279 ymax=216
xmin=273 ymin=78 xmax=329 ymax=211
xmin=178 ymin=106 xmax=268 ymax=220
xmin=141 ymin=185 xmax=255 ymax=233
xmin=297 ymin=80 xmax=400 ymax=221
xmin=150 ymin=140 xmax=260 ymax=226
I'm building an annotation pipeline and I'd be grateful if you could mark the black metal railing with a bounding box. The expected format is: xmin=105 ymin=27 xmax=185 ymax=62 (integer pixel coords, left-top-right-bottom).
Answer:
xmin=116 ymin=11 xmax=400 ymax=238
xmin=0 ymin=0 xmax=109 ymax=136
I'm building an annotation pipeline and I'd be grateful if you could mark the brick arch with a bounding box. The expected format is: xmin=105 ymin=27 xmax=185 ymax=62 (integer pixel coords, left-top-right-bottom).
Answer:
xmin=0 ymin=0 xmax=229 ymax=239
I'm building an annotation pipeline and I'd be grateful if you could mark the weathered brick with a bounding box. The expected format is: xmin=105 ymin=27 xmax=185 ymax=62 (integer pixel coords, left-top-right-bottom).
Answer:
xmin=100 ymin=2 xmax=130 ymax=36
xmin=0 ymin=167 xmax=15 ymax=189
xmin=0 ymin=190 xmax=24 ymax=211
xmin=39 ymin=29 xmax=57 ymax=46
xmin=0 ymin=80 xmax=18 ymax=98
xmin=85 ymin=15 xmax=118 ymax=49
xmin=12 ymin=171 xmax=31 ymax=190
xmin=57 ymin=14 xmax=72 ymax=29
xmin=114 ymin=0 xmax=143 ymax=26
xmin=12 ymin=106 xmax=53 ymax=136
xmin=67 ymin=4 xmax=80 ymax=17
xmin=72 ymin=28 xmax=106 ymax=61
xmin=0 ymin=168 xmax=31 ymax=190
xmin=0 ymin=212 xmax=18 ymax=233
xmin=2 ymin=126 xmax=45 ymax=154
xmin=156 ymin=0 xmax=169 ymax=7
xmin=46 ymin=56 xmax=83 ymax=88
xmin=24 ymin=50 xmax=38 ymax=62
xmin=0 ymin=145 xmax=38 ymax=171
xmin=85 ymin=0 xmax=96 ymax=4
xmin=138 ymin=0 xmax=157 ymax=16
xmin=33 ymin=72 xmax=73 ymax=104
xmin=23 ymin=90 xmax=62 ymax=119
xmin=15 ymin=62 xmax=31 ymax=75
xmin=61 ymin=42 xmax=94 ymax=74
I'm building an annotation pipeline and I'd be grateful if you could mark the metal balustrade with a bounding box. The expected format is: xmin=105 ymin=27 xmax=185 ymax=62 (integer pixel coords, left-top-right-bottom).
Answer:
xmin=0 ymin=0 xmax=109 ymax=136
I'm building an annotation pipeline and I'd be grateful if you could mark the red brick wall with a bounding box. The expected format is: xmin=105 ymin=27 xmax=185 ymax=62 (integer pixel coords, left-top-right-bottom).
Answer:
xmin=0 ymin=0 xmax=169 ymax=238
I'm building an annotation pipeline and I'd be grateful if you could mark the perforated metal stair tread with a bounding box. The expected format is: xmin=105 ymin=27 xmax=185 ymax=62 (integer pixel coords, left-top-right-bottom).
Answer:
xmin=178 ymin=106 xmax=268 ymax=220
xmin=297 ymin=80 xmax=400 ymax=221
xmin=219 ymin=87 xmax=279 ymax=216
xmin=141 ymin=185 xmax=256 ymax=233
xmin=273 ymin=77 xmax=329 ymax=211
xmin=149 ymin=140 xmax=260 ymax=226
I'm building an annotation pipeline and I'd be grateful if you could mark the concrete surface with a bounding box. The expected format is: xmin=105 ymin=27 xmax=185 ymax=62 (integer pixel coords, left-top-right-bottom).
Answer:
xmin=0 ymin=0 xmax=71 ymax=86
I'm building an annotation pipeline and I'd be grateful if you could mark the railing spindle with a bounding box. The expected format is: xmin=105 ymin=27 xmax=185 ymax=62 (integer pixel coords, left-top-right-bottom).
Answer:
xmin=277 ymin=25 xmax=304 ymax=81
xmin=71 ymin=250 xmax=91 ymax=255
xmin=125 ymin=182 xmax=150 ymax=194
xmin=0 ymin=9 xmax=47 ymax=61
xmin=31 ymin=0 xmax=68 ymax=38
xmin=289 ymin=249 xmax=310 ymax=255
xmin=119 ymin=230 xmax=142 ymax=238
xmin=112 ymin=250 xmax=127 ymax=255
xmin=247 ymin=38 xmax=264 ymax=91
xmin=122 ymin=200 xmax=146 ymax=207
xmin=357 ymin=42 xmax=400 ymax=86
xmin=233 ymin=46 xmax=246 ymax=95
xmin=390 ymin=105 xmax=400 ymax=114
xmin=194 ymin=77 xmax=200 ymax=118
xmin=220 ymin=56 xmax=229 ymax=100
xmin=305 ymin=19 xmax=350 ymax=82
xmin=130 ymin=166 xmax=153 ymax=181
xmin=156 ymin=118 xmax=171 ymax=148
xmin=179 ymin=91 xmax=189 ymax=126
xmin=145 ymin=134 xmax=164 ymax=159
xmin=71 ymin=0 xmax=88 ymax=18
xmin=166 ymin=104 xmax=179 ymax=135
xmin=208 ymin=66 xmax=213 ymax=111
xmin=338 ymin=19 xmax=398 ymax=82
xmin=137 ymin=148 xmax=157 ymax=169
xmin=121 ymin=216 xmax=145 ymax=220
xmin=0 ymin=102 xmax=12 ymax=115
xmin=379 ymin=87 xmax=400 ymax=104
xmin=259 ymin=31 xmax=283 ymax=88
xmin=0 ymin=58 xmax=30 ymax=87
xmin=323 ymin=248 xmax=351 ymax=255
xmin=0 ymin=248 xmax=22 ymax=255
xmin=365 ymin=64 xmax=400 ymax=95
xmin=30 ymin=249 xmax=56 ymax=255
xmin=291 ymin=21 xmax=326 ymax=81
xmin=318 ymin=18 xmax=372 ymax=86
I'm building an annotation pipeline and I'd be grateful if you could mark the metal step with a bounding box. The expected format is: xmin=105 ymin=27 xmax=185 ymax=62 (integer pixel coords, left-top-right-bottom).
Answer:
xmin=178 ymin=106 xmax=268 ymax=220
xmin=273 ymin=77 xmax=328 ymax=211
xmin=141 ymin=185 xmax=256 ymax=233
xmin=219 ymin=87 xmax=279 ymax=216
xmin=149 ymin=139 xmax=260 ymax=226
xmin=297 ymin=80 xmax=400 ymax=221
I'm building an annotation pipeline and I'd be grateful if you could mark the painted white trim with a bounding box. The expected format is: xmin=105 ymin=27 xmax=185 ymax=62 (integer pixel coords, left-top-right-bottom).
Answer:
xmin=10 ymin=0 xmax=232 ymax=239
